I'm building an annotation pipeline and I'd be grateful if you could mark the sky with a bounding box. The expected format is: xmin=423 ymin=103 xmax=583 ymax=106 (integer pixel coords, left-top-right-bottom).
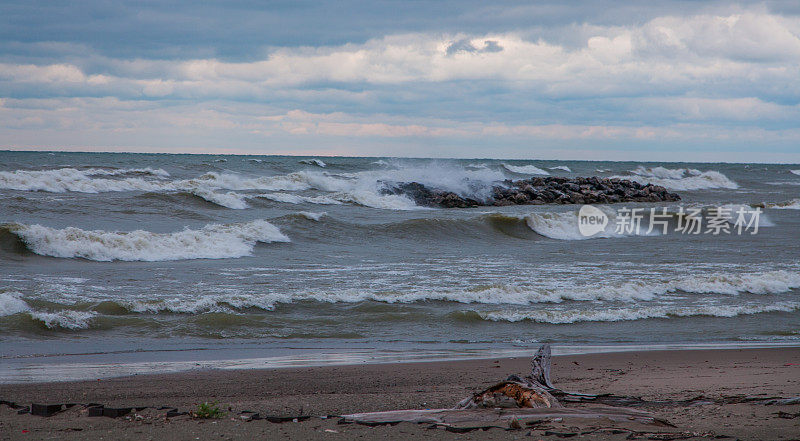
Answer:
xmin=1 ymin=0 xmax=799 ymax=162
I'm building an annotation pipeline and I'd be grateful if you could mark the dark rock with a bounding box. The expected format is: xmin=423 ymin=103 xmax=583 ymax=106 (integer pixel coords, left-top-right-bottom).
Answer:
xmin=381 ymin=176 xmax=681 ymax=208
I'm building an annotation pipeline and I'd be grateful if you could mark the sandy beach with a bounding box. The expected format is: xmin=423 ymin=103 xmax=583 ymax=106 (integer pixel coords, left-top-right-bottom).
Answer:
xmin=2 ymin=347 xmax=798 ymax=440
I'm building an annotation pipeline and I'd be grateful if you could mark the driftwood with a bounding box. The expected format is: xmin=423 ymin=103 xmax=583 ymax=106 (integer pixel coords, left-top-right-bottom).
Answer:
xmin=339 ymin=407 xmax=672 ymax=431
xmin=456 ymin=345 xmax=561 ymax=409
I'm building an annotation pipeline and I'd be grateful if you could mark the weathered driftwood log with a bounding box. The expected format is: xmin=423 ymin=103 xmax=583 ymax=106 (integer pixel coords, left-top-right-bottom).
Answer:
xmin=339 ymin=407 xmax=672 ymax=431
xmin=455 ymin=344 xmax=561 ymax=409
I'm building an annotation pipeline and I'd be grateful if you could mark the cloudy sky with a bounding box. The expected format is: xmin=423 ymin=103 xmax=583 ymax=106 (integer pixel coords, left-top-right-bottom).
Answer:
xmin=2 ymin=0 xmax=800 ymax=161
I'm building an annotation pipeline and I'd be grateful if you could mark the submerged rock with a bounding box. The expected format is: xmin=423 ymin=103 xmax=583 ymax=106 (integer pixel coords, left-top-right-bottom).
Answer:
xmin=381 ymin=177 xmax=680 ymax=208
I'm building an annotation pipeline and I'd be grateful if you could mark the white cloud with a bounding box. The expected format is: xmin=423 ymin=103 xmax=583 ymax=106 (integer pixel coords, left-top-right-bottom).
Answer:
xmin=2 ymin=9 xmax=800 ymax=158
xmin=2 ymin=11 xmax=798 ymax=96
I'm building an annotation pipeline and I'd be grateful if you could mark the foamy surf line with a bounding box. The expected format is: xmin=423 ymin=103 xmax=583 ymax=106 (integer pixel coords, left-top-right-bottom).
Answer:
xmin=3 ymin=271 xmax=797 ymax=326
xmin=2 ymin=220 xmax=289 ymax=261
xmin=472 ymin=301 xmax=800 ymax=324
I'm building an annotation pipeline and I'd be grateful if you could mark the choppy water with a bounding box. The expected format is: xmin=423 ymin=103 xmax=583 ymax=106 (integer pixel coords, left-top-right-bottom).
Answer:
xmin=1 ymin=151 xmax=799 ymax=381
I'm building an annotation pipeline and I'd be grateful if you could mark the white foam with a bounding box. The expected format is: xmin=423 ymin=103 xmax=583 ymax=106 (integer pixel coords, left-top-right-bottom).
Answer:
xmin=331 ymin=190 xmax=420 ymax=210
xmin=257 ymin=192 xmax=343 ymax=205
xmin=188 ymin=189 xmax=249 ymax=209
xmin=549 ymin=165 xmax=572 ymax=172
xmin=28 ymin=310 xmax=96 ymax=329
xmin=299 ymin=159 xmax=327 ymax=167
xmin=183 ymin=171 xmax=314 ymax=191
xmin=0 ymin=168 xmax=170 ymax=193
xmin=615 ymin=166 xmax=738 ymax=190
xmin=85 ymin=167 xmax=170 ymax=178
xmin=478 ymin=301 xmax=800 ymax=324
xmin=126 ymin=295 xmax=280 ymax=314
xmin=272 ymin=270 xmax=800 ymax=306
xmin=790 ymin=170 xmax=800 ymax=176
xmin=502 ymin=163 xmax=549 ymax=175
xmin=0 ymin=163 xmax=510 ymax=210
xmin=0 ymin=291 xmax=29 ymax=316
xmin=0 ymin=291 xmax=95 ymax=329
xmin=8 ymin=220 xmax=289 ymax=261
xmin=298 ymin=211 xmax=326 ymax=221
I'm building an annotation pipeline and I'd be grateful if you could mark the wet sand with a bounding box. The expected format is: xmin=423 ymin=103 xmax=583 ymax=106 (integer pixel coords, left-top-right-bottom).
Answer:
xmin=1 ymin=347 xmax=799 ymax=440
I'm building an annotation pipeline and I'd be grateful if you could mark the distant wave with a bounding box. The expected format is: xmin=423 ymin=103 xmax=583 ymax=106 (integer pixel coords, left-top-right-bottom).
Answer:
xmin=0 ymin=163 xmax=511 ymax=210
xmin=1 ymin=220 xmax=289 ymax=261
xmin=472 ymin=301 xmax=800 ymax=324
xmin=549 ymin=165 xmax=572 ymax=172
xmin=299 ymin=159 xmax=326 ymax=167
xmin=0 ymin=167 xmax=170 ymax=193
xmin=502 ymin=163 xmax=549 ymax=175
xmin=257 ymin=192 xmax=343 ymax=205
xmin=614 ymin=166 xmax=738 ymax=190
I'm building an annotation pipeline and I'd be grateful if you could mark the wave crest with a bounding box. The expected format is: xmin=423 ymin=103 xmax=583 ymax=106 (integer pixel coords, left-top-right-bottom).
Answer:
xmin=475 ymin=301 xmax=800 ymax=324
xmin=614 ymin=166 xmax=738 ymax=190
xmin=3 ymin=220 xmax=289 ymax=261
xmin=502 ymin=163 xmax=549 ymax=175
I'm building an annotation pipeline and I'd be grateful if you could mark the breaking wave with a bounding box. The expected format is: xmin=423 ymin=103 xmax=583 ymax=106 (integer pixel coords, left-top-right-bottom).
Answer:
xmin=791 ymin=170 xmax=800 ymax=176
xmin=0 ymin=292 xmax=96 ymax=329
xmin=257 ymin=192 xmax=343 ymax=205
xmin=549 ymin=165 xmax=572 ymax=172
xmin=473 ymin=301 xmax=800 ymax=324
xmin=0 ymin=167 xmax=170 ymax=193
xmin=502 ymin=163 xmax=549 ymax=175
xmin=2 ymin=220 xmax=289 ymax=261
xmin=615 ymin=166 xmax=738 ymax=190
xmin=524 ymin=209 xmax=658 ymax=240
xmin=188 ymin=189 xmax=249 ymax=209
xmin=299 ymin=159 xmax=326 ymax=167
xmin=298 ymin=211 xmax=326 ymax=221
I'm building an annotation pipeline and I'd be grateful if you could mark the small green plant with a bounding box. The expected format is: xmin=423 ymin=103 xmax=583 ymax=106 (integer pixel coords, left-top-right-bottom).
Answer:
xmin=192 ymin=401 xmax=226 ymax=419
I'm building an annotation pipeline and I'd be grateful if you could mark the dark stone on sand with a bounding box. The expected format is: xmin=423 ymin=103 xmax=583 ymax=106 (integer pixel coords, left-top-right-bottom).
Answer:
xmin=380 ymin=176 xmax=680 ymax=208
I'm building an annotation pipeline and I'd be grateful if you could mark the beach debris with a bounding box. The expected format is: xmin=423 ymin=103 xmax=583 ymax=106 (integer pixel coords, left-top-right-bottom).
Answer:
xmin=455 ymin=344 xmax=561 ymax=409
xmin=29 ymin=403 xmax=77 ymax=417
xmin=338 ymin=407 xmax=672 ymax=431
xmin=87 ymin=405 xmax=134 ymax=418
xmin=340 ymin=345 xmax=678 ymax=431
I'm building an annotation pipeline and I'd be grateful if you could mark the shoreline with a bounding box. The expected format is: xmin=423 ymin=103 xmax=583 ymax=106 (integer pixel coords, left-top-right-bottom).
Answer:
xmin=2 ymin=347 xmax=798 ymax=440
xmin=3 ymin=341 xmax=800 ymax=384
